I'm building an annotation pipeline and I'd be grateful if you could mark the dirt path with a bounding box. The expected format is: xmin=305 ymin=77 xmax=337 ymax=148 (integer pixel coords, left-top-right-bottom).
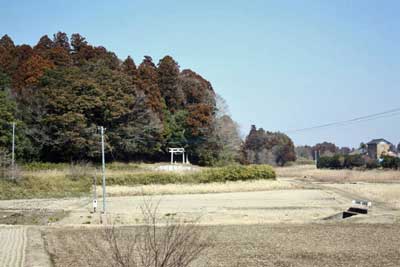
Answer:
xmin=0 ymin=226 xmax=27 ymax=267
xmin=24 ymin=227 xmax=53 ymax=267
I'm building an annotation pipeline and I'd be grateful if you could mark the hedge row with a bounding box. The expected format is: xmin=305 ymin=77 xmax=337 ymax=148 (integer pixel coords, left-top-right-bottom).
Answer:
xmin=106 ymin=164 xmax=276 ymax=186
xmin=317 ymin=154 xmax=400 ymax=170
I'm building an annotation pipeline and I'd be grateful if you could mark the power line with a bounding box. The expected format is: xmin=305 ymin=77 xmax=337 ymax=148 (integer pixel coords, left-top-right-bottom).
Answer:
xmin=285 ymin=107 xmax=400 ymax=134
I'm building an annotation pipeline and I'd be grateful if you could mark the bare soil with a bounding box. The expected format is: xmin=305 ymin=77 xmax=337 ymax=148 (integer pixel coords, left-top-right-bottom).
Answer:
xmin=44 ymin=224 xmax=400 ymax=267
xmin=0 ymin=226 xmax=27 ymax=267
xmin=0 ymin=210 xmax=67 ymax=225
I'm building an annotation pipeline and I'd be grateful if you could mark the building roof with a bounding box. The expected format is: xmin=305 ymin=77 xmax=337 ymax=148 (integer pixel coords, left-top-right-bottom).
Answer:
xmin=367 ymin=138 xmax=392 ymax=145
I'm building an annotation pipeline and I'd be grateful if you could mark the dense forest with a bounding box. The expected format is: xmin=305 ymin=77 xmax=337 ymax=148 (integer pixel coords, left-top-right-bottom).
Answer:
xmin=0 ymin=32 xmax=296 ymax=166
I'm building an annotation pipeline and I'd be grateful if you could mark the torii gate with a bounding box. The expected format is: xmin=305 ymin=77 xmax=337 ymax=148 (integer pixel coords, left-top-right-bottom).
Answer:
xmin=168 ymin=148 xmax=187 ymax=164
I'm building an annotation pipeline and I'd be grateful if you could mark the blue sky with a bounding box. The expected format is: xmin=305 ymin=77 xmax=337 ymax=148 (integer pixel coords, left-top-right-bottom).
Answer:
xmin=1 ymin=0 xmax=399 ymax=147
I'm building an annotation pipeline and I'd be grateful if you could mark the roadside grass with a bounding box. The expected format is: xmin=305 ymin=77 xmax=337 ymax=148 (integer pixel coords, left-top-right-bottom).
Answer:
xmin=0 ymin=175 xmax=91 ymax=200
xmin=0 ymin=164 xmax=276 ymax=200
xmin=277 ymin=165 xmax=400 ymax=183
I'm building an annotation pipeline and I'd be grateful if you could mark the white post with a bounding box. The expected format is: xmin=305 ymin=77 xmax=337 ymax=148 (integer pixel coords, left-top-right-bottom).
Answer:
xmin=182 ymin=151 xmax=185 ymax=164
xmin=170 ymin=151 xmax=173 ymax=164
xmin=11 ymin=122 xmax=15 ymax=180
xmin=101 ymin=126 xmax=106 ymax=214
xmin=93 ymin=175 xmax=97 ymax=213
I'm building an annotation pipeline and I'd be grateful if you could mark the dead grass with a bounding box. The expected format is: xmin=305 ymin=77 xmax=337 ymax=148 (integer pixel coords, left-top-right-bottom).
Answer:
xmin=326 ymin=183 xmax=400 ymax=209
xmin=45 ymin=199 xmax=210 ymax=267
xmin=2 ymin=163 xmax=277 ymax=200
xmin=276 ymin=165 xmax=400 ymax=183
xmin=99 ymin=179 xmax=299 ymax=197
xmin=44 ymin=224 xmax=400 ymax=267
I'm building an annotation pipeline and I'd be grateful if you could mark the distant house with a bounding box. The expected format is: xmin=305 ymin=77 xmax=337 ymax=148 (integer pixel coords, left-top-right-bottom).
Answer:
xmin=367 ymin=139 xmax=392 ymax=159
xmin=351 ymin=147 xmax=367 ymax=156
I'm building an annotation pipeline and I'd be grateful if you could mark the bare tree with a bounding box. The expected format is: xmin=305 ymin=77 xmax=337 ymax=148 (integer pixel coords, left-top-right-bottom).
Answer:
xmin=212 ymin=94 xmax=242 ymax=164
xmin=215 ymin=93 xmax=230 ymax=119
xmin=97 ymin=198 xmax=210 ymax=267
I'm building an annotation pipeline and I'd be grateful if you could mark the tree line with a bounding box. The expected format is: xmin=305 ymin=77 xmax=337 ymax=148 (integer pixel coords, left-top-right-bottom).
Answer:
xmin=0 ymin=32 xmax=297 ymax=166
xmin=296 ymin=141 xmax=400 ymax=161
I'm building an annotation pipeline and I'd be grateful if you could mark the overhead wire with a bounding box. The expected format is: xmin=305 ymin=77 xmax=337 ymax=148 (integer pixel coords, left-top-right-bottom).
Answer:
xmin=285 ymin=108 xmax=400 ymax=134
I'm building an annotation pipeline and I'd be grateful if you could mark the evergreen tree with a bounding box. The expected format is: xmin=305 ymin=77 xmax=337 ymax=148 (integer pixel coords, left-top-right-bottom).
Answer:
xmin=137 ymin=56 xmax=164 ymax=116
xmin=0 ymin=35 xmax=17 ymax=77
xmin=122 ymin=56 xmax=138 ymax=83
xmin=0 ymin=35 xmax=15 ymax=50
xmin=242 ymin=125 xmax=296 ymax=166
xmin=157 ymin=56 xmax=184 ymax=112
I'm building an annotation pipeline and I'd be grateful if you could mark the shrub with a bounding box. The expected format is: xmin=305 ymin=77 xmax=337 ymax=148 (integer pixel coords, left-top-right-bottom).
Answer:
xmin=380 ymin=156 xmax=400 ymax=170
xmin=365 ymin=158 xmax=379 ymax=169
xmin=317 ymin=155 xmax=342 ymax=169
xmin=318 ymin=154 xmax=399 ymax=170
xmin=106 ymin=172 xmax=193 ymax=186
xmin=200 ymin=164 xmax=276 ymax=183
xmin=343 ymin=154 xmax=365 ymax=169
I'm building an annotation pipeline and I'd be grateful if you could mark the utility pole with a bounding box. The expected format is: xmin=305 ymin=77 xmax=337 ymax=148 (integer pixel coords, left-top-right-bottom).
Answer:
xmin=11 ymin=122 xmax=15 ymax=181
xmin=314 ymin=150 xmax=318 ymax=167
xmin=100 ymin=126 xmax=106 ymax=214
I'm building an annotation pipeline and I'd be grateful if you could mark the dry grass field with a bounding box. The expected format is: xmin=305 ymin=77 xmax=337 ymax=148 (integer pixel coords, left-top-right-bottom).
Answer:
xmin=102 ymin=179 xmax=299 ymax=197
xmin=1 ymin=164 xmax=400 ymax=266
xmin=277 ymin=165 xmax=400 ymax=183
xmin=44 ymin=224 xmax=400 ymax=267
xmin=326 ymin=183 xmax=400 ymax=209
xmin=277 ymin=165 xmax=400 ymax=213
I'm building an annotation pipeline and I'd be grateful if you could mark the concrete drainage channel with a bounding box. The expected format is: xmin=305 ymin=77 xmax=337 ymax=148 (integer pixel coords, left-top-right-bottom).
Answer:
xmin=324 ymin=200 xmax=371 ymax=221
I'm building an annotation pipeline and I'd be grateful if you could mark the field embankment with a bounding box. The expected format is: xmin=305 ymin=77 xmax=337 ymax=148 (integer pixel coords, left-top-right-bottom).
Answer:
xmin=0 ymin=163 xmax=275 ymax=200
